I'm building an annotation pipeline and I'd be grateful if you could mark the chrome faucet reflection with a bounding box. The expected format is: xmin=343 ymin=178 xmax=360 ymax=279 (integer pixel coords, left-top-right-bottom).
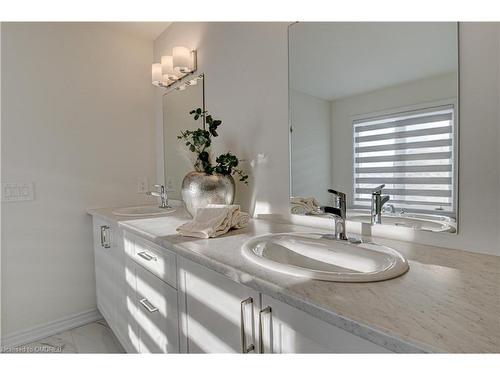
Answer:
xmin=371 ymin=184 xmax=390 ymax=224
xmin=147 ymin=184 xmax=171 ymax=209
xmin=320 ymin=189 xmax=348 ymax=241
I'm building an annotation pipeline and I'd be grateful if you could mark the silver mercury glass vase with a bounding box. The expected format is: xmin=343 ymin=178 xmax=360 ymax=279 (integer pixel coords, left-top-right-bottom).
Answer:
xmin=181 ymin=171 xmax=235 ymax=217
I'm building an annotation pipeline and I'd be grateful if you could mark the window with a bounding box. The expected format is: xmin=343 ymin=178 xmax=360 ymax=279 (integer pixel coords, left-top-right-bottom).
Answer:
xmin=352 ymin=105 xmax=455 ymax=216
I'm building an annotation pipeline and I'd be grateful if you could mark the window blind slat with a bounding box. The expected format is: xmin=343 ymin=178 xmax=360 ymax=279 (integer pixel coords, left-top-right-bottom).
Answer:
xmin=355 ymin=139 xmax=452 ymax=153
xmin=354 ymin=113 xmax=452 ymax=133
xmin=355 ymin=164 xmax=452 ymax=174
xmin=356 ymin=177 xmax=452 ymax=185
xmin=355 ymin=188 xmax=452 ymax=197
xmin=356 ymin=152 xmax=452 ymax=164
xmin=355 ymin=198 xmax=452 ymax=207
xmin=355 ymin=126 xmax=452 ymax=143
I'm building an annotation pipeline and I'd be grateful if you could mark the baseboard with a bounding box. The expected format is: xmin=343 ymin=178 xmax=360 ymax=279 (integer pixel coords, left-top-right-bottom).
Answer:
xmin=1 ymin=308 xmax=102 ymax=350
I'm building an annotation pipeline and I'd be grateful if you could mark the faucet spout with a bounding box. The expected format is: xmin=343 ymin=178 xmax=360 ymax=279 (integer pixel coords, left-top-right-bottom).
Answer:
xmin=320 ymin=188 xmax=349 ymax=241
xmin=381 ymin=195 xmax=390 ymax=206
xmin=147 ymin=184 xmax=171 ymax=209
xmin=371 ymin=184 xmax=390 ymax=225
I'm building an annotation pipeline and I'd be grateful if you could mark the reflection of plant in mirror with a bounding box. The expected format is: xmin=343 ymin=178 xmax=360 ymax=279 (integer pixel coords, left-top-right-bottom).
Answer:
xmin=177 ymin=108 xmax=249 ymax=183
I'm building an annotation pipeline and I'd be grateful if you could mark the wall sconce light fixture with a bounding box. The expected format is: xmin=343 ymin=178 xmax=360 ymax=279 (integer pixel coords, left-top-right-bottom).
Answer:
xmin=152 ymin=46 xmax=197 ymax=88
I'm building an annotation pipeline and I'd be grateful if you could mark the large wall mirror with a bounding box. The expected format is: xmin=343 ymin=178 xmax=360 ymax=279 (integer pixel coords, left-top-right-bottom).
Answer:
xmin=163 ymin=74 xmax=205 ymax=200
xmin=289 ymin=23 xmax=459 ymax=234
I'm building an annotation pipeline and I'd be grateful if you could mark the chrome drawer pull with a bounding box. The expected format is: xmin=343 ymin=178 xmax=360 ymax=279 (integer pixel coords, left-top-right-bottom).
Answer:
xmin=259 ymin=306 xmax=272 ymax=353
xmin=240 ymin=297 xmax=255 ymax=353
xmin=139 ymin=298 xmax=158 ymax=313
xmin=100 ymin=225 xmax=111 ymax=249
xmin=137 ymin=251 xmax=156 ymax=261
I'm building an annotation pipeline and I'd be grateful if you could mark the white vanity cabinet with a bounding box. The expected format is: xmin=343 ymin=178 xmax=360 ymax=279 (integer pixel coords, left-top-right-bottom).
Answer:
xmin=259 ymin=295 xmax=390 ymax=353
xmin=92 ymin=215 xmax=392 ymax=354
xmin=178 ymin=258 xmax=260 ymax=353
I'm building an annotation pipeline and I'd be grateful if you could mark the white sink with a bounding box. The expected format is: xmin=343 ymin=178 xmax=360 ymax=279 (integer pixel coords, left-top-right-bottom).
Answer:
xmin=242 ymin=233 xmax=409 ymax=282
xmin=348 ymin=212 xmax=455 ymax=233
xmin=112 ymin=206 xmax=175 ymax=217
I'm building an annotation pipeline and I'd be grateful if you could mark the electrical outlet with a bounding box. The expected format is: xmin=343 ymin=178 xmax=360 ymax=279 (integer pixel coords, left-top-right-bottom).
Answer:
xmin=137 ymin=177 xmax=149 ymax=193
xmin=2 ymin=182 xmax=35 ymax=202
xmin=166 ymin=179 xmax=174 ymax=191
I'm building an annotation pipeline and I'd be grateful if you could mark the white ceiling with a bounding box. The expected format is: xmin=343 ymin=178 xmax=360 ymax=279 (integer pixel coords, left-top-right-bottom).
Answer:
xmin=289 ymin=22 xmax=458 ymax=101
xmin=100 ymin=22 xmax=171 ymax=40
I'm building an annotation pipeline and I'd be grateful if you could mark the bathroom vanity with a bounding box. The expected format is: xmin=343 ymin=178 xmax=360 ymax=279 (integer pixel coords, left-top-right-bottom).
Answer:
xmin=88 ymin=207 xmax=500 ymax=353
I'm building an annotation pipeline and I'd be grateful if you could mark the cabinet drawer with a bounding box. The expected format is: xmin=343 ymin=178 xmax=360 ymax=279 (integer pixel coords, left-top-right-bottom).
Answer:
xmin=124 ymin=232 xmax=177 ymax=289
xmin=134 ymin=262 xmax=180 ymax=353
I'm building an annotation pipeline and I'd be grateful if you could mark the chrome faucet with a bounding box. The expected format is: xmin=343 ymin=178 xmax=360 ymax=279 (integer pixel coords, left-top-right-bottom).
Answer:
xmin=147 ymin=184 xmax=171 ymax=209
xmin=319 ymin=189 xmax=348 ymax=241
xmin=371 ymin=184 xmax=390 ymax=224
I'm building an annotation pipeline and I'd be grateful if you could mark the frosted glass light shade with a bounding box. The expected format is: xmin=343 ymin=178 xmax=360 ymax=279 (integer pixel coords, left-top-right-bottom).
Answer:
xmin=161 ymin=55 xmax=176 ymax=76
xmin=151 ymin=63 xmax=162 ymax=85
xmin=173 ymin=46 xmax=191 ymax=72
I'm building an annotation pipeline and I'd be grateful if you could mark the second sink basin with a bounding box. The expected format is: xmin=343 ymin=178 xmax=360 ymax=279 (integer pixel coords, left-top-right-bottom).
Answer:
xmin=348 ymin=212 xmax=456 ymax=233
xmin=242 ymin=233 xmax=409 ymax=282
xmin=112 ymin=206 xmax=175 ymax=217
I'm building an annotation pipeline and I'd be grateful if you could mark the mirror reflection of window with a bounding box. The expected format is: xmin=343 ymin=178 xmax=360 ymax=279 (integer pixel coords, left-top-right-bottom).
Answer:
xmin=289 ymin=22 xmax=458 ymax=233
xmin=353 ymin=105 xmax=455 ymax=217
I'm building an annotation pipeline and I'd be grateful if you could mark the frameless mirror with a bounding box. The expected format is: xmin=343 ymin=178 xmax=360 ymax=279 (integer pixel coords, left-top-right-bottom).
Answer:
xmin=163 ymin=74 xmax=205 ymax=200
xmin=289 ymin=23 xmax=458 ymax=234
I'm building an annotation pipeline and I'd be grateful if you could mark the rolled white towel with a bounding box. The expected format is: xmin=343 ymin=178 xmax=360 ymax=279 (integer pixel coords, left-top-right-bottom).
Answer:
xmin=176 ymin=205 xmax=239 ymax=238
xmin=207 ymin=204 xmax=249 ymax=229
xmin=231 ymin=210 xmax=250 ymax=229
xmin=290 ymin=196 xmax=320 ymax=214
xmin=291 ymin=204 xmax=310 ymax=215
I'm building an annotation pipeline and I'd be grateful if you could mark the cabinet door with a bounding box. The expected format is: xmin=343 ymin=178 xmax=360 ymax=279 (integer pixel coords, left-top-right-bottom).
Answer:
xmin=93 ymin=217 xmax=115 ymax=327
xmin=110 ymin=226 xmax=134 ymax=352
xmin=178 ymin=258 xmax=260 ymax=353
xmin=260 ymin=295 xmax=390 ymax=353
xmin=132 ymin=263 xmax=180 ymax=353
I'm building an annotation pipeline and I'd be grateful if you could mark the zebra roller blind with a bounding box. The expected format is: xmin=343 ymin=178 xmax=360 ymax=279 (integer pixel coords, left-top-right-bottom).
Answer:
xmin=353 ymin=104 xmax=455 ymax=216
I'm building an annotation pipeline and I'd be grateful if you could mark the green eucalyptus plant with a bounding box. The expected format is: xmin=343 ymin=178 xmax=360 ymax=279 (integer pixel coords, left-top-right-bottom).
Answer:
xmin=178 ymin=108 xmax=249 ymax=184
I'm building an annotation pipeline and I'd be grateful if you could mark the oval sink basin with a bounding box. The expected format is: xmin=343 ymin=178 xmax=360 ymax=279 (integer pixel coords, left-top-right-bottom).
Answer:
xmin=242 ymin=233 xmax=409 ymax=282
xmin=112 ymin=206 xmax=175 ymax=217
xmin=348 ymin=213 xmax=455 ymax=233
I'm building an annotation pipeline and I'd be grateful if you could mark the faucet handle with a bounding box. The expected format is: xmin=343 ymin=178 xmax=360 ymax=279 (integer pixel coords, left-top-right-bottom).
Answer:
xmin=371 ymin=184 xmax=385 ymax=194
xmin=327 ymin=189 xmax=346 ymax=200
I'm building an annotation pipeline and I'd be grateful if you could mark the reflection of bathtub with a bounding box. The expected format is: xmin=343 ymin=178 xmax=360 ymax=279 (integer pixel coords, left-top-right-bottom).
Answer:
xmin=347 ymin=210 xmax=456 ymax=233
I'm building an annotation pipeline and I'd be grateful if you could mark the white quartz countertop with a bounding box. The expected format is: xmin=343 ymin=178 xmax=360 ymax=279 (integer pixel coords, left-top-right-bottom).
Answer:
xmin=88 ymin=206 xmax=500 ymax=353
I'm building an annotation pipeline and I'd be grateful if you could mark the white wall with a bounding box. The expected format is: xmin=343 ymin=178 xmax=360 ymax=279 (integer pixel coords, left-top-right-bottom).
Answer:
xmin=155 ymin=22 xmax=499 ymax=256
xmin=1 ymin=23 xmax=157 ymax=336
xmin=330 ymin=73 xmax=457 ymax=206
xmin=154 ymin=23 xmax=290 ymax=216
xmin=290 ymin=89 xmax=332 ymax=204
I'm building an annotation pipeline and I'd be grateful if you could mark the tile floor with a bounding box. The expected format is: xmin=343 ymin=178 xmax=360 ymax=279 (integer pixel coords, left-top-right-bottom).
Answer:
xmin=13 ymin=319 xmax=125 ymax=354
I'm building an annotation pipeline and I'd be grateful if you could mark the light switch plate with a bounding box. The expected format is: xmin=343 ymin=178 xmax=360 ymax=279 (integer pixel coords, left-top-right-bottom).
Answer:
xmin=2 ymin=182 xmax=35 ymax=202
